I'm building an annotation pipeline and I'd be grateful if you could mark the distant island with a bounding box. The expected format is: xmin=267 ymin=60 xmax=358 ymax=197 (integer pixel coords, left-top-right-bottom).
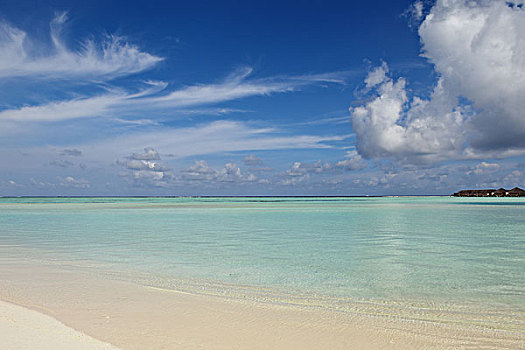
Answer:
xmin=452 ymin=187 xmax=525 ymax=197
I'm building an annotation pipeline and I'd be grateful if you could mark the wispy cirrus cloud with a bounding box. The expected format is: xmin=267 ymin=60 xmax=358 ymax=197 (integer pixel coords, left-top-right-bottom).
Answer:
xmin=0 ymin=94 xmax=121 ymax=122
xmin=0 ymin=66 xmax=350 ymax=123
xmin=0 ymin=80 xmax=168 ymax=122
xmin=149 ymin=67 xmax=293 ymax=108
xmin=0 ymin=13 xmax=351 ymax=124
xmin=0 ymin=12 xmax=163 ymax=80
xmin=88 ymin=120 xmax=346 ymax=161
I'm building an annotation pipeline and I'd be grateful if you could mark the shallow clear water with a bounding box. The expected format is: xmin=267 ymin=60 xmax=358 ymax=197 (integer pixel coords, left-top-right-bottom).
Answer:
xmin=1 ymin=197 xmax=524 ymax=312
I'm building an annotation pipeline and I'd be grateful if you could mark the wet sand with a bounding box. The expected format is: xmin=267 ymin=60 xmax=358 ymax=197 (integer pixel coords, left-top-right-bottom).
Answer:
xmin=0 ymin=259 xmax=523 ymax=350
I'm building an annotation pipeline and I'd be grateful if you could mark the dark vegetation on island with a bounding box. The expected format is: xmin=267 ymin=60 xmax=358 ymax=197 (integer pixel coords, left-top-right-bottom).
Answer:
xmin=452 ymin=187 xmax=525 ymax=197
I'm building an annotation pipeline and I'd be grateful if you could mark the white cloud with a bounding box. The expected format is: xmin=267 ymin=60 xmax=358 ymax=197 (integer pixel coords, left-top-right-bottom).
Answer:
xmin=289 ymin=161 xmax=332 ymax=175
xmin=117 ymin=147 xmax=172 ymax=187
xmin=468 ymin=162 xmax=500 ymax=175
xmin=278 ymin=154 xmax=365 ymax=186
xmin=503 ymin=170 xmax=525 ymax=187
xmin=181 ymin=160 xmax=257 ymax=184
xmin=278 ymin=161 xmax=332 ymax=186
xmin=413 ymin=1 xmax=424 ymax=20
xmin=181 ymin=160 xmax=217 ymax=181
xmin=150 ymin=67 xmax=292 ymax=108
xmin=120 ymin=156 xmax=260 ymax=187
xmin=404 ymin=1 xmax=425 ymax=25
xmin=130 ymin=147 xmax=160 ymax=161
xmin=243 ymin=154 xmax=263 ymax=166
xmin=29 ymin=178 xmax=55 ymax=188
xmin=335 ymin=151 xmax=366 ymax=170
xmin=0 ymin=12 xmax=162 ymax=80
xmin=6 ymin=179 xmax=22 ymax=187
xmin=86 ymin=120 xmax=343 ymax=162
xmin=124 ymin=159 xmax=168 ymax=171
xmin=364 ymin=62 xmax=389 ymax=89
xmin=0 ymin=94 xmax=122 ymax=122
xmin=352 ymin=0 xmax=525 ymax=163
xmin=57 ymin=176 xmax=90 ymax=188
xmin=298 ymin=115 xmax=350 ymax=126
xmin=0 ymin=80 xmax=168 ymax=122
xmin=182 ymin=160 xmax=257 ymax=183
xmin=141 ymin=67 xmax=350 ymax=109
xmin=419 ymin=0 xmax=525 ymax=151
xmin=0 ymin=66 xmax=348 ymax=123
xmin=217 ymin=162 xmax=256 ymax=183
xmin=351 ymin=70 xmax=466 ymax=163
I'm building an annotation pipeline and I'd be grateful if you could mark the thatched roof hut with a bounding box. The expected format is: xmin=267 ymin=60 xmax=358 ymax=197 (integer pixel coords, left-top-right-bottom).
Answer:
xmin=508 ymin=187 xmax=525 ymax=197
xmin=453 ymin=187 xmax=524 ymax=197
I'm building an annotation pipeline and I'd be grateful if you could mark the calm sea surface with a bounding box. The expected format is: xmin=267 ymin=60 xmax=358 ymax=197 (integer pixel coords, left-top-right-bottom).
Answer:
xmin=1 ymin=197 xmax=524 ymax=321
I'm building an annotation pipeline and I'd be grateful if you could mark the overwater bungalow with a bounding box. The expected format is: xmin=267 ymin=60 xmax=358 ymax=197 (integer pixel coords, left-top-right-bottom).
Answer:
xmin=452 ymin=187 xmax=525 ymax=197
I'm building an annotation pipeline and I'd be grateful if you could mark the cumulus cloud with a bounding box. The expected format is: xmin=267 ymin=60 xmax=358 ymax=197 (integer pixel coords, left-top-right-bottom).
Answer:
xmin=363 ymin=62 xmax=389 ymax=90
xmin=130 ymin=147 xmax=160 ymax=161
xmin=242 ymin=154 xmax=263 ymax=166
xmin=335 ymin=151 xmax=366 ymax=170
xmin=4 ymin=179 xmax=23 ymax=187
xmin=289 ymin=161 xmax=332 ymax=175
xmin=0 ymin=12 xmax=162 ymax=80
xmin=217 ymin=163 xmax=257 ymax=183
xmin=181 ymin=160 xmax=257 ymax=183
xmin=351 ymin=68 xmax=466 ymax=163
xmin=352 ymin=0 xmax=525 ymax=164
xmin=278 ymin=164 xmax=311 ymax=185
xmin=117 ymin=147 xmax=172 ymax=187
xmin=57 ymin=176 xmax=90 ymax=188
xmin=278 ymin=161 xmax=330 ymax=185
xmin=278 ymin=154 xmax=366 ymax=186
xmin=467 ymin=162 xmax=500 ymax=176
xmin=181 ymin=160 xmax=217 ymax=182
xmin=29 ymin=178 xmax=55 ymax=188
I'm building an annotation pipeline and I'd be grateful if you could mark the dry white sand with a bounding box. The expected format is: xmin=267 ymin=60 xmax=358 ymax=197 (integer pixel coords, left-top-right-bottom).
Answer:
xmin=0 ymin=300 xmax=118 ymax=350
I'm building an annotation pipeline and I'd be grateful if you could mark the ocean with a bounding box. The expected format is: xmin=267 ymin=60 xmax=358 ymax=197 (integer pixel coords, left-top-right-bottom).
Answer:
xmin=1 ymin=196 xmax=524 ymax=330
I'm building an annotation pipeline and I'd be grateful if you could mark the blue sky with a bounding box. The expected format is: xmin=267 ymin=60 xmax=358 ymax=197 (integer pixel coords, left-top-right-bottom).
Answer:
xmin=1 ymin=0 xmax=524 ymax=196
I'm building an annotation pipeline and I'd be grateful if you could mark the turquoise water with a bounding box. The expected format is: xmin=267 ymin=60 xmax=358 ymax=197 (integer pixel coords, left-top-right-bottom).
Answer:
xmin=1 ymin=197 xmax=524 ymax=314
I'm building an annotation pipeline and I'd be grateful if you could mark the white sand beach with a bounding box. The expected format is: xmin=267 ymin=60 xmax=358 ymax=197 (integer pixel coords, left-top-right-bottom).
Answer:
xmin=1 ymin=258 xmax=523 ymax=350
xmin=0 ymin=299 xmax=118 ymax=350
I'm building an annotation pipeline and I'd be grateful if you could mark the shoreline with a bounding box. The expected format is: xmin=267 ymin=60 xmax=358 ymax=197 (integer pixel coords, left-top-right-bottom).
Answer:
xmin=1 ymin=258 xmax=524 ymax=349
xmin=0 ymin=299 xmax=118 ymax=350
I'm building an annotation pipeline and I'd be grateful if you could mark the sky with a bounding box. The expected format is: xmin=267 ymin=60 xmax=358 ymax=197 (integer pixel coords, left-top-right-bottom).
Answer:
xmin=1 ymin=0 xmax=524 ymax=196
